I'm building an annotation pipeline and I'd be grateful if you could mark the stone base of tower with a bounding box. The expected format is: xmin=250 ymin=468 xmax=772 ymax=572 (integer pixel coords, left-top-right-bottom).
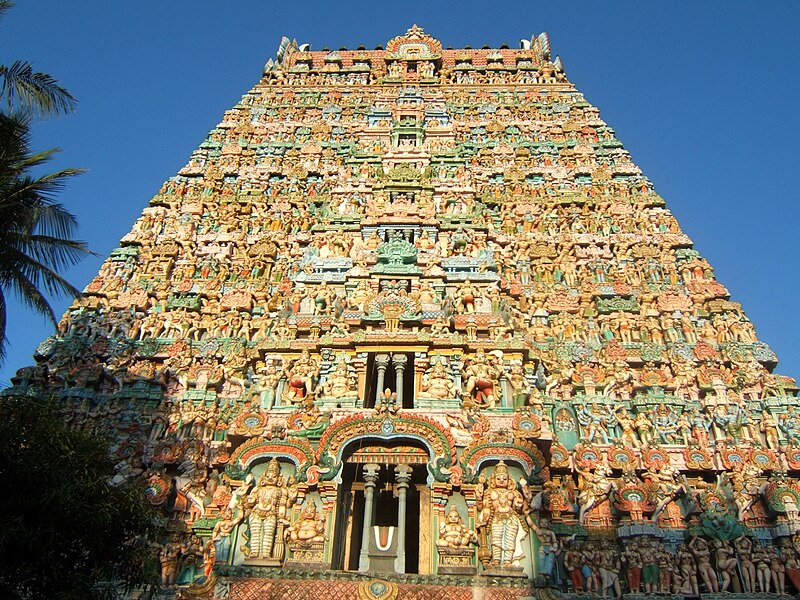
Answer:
xmin=168 ymin=570 xmax=543 ymax=600
xmin=224 ymin=576 xmax=537 ymax=600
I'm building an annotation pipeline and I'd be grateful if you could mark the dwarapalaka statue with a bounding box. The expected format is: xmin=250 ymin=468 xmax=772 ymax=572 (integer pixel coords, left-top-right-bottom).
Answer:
xmin=476 ymin=461 xmax=527 ymax=571
xmin=244 ymin=458 xmax=298 ymax=564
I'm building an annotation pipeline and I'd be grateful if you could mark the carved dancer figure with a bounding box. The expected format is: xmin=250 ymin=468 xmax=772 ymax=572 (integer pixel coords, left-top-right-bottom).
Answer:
xmin=575 ymin=464 xmax=614 ymax=524
xmin=688 ymin=536 xmax=718 ymax=593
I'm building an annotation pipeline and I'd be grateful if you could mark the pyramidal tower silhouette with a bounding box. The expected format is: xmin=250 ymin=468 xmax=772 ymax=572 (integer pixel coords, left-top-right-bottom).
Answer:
xmin=7 ymin=26 xmax=800 ymax=599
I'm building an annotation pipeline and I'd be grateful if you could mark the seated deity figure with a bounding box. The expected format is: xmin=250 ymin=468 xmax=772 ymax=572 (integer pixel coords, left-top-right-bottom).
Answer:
xmin=429 ymin=314 xmax=451 ymax=336
xmin=347 ymin=279 xmax=373 ymax=311
xmin=652 ymin=403 xmax=679 ymax=443
xmin=312 ymin=281 xmax=336 ymax=315
xmin=416 ymin=280 xmax=440 ymax=306
xmin=285 ymin=500 xmax=326 ymax=546
xmin=437 ymin=506 xmax=477 ymax=549
xmin=476 ymin=461 xmax=527 ymax=568
xmin=320 ymin=359 xmax=356 ymax=399
xmin=244 ymin=458 xmax=297 ymax=561
xmin=420 ymin=359 xmax=458 ymax=400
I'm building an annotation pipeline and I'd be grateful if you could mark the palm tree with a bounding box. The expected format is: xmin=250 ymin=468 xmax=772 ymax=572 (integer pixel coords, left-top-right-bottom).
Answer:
xmin=0 ymin=2 xmax=76 ymax=118
xmin=0 ymin=114 xmax=89 ymax=360
xmin=0 ymin=1 xmax=89 ymax=363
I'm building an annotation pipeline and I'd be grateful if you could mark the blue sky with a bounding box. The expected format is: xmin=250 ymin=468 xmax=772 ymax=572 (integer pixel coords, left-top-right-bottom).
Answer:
xmin=2 ymin=1 xmax=799 ymax=385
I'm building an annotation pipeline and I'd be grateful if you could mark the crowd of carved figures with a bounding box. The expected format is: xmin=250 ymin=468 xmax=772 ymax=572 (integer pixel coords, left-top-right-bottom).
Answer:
xmin=5 ymin=26 xmax=800 ymax=598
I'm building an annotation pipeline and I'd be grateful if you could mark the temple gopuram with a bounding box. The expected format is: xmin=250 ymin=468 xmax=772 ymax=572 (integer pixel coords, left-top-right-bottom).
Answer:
xmin=6 ymin=26 xmax=800 ymax=600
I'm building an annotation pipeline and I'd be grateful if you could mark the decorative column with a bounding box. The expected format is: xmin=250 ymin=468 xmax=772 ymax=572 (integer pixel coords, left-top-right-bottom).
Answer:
xmin=393 ymin=354 xmax=408 ymax=407
xmin=359 ymin=463 xmax=380 ymax=572
xmin=394 ymin=464 xmax=413 ymax=574
xmin=354 ymin=352 xmax=368 ymax=408
xmin=499 ymin=372 xmax=510 ymax=409
xmin=374 ymin=354 xmax=390 ymax=408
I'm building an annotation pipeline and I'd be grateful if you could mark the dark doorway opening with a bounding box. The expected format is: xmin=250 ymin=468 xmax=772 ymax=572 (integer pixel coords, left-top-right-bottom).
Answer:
xmin=332 ymin=448 xmax=428 ymax=573
xmin=363 ymin=352 xmax=416 ymax=409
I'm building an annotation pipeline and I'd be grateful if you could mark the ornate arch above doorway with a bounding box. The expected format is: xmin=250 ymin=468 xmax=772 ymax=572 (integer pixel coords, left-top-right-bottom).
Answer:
xmin=316 ymin=413 xmax=457 ymax=482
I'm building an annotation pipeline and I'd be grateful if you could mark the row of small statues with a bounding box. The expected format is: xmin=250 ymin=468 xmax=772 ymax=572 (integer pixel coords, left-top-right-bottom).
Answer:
xmin=148 ymin=177 xmax=654 ymax=216
xmin=54 ymin=303 xmax=790 ymax=412
xmin=115 ymin=222 xmax=705 ymax=282
xmin=438 ymin=510 xmax=800 ymax=596
xmin=558 ymin=534 xmax=800 ymax=597
xmin=239 ymin=84 xmax=594 ymax=112
xmin=574 ymin=401 xmax=800 ymax=449
xmin=263 ymin=64 xmax=568 ymax=86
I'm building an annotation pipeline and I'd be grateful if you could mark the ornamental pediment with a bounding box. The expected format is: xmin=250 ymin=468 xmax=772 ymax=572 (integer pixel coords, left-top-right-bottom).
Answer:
xmin=385 ymin=25 xmax=442 ymax=61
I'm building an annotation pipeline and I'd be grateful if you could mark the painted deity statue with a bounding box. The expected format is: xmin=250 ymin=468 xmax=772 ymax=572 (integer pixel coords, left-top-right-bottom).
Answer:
xmin=462 ymin=348 xmax=503 ymax=409
xmin=211 ymin=508 xmax=243 ymax=563
xmin=437 ymin=505 xmax=477 ymax=549
xmin=285 ymin=500 xmax=326 ymax=546
xmin=319 ymin=359 xmax=356 ymax=399
xmin=527 ymin=516 xmax=559 ymax=581
xmin=244 ymin=458 xmax=298 ymax=561
xmin=575 ymin=464 xmax=615 ymax=524
xmin=281 ymin=349 xmax=319 ymax=405
xmin=254 ymin=360 xmax=281 ymax=410
xmin=419 ymin=359 xmax=458 ymax=400
xmin=476 ymin=461 xmax=527 ymax=568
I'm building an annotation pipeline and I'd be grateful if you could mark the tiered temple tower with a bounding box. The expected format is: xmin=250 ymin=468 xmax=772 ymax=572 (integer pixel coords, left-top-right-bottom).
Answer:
xmin=6 ymin=26 xmax=800 ymax=600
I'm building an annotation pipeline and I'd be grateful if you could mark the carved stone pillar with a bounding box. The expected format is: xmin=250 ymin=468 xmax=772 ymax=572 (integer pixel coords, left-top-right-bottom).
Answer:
xmin=393 ymin=354 xmax=408 ymax=407
xmin=499 ymin=373 xmax=509 ymax=409
xmin=394 ymin=464 xmax=413 ymax=573
xmin=374 ymin=354 xmax=390 ymax=407
xmin=359 ymin=463 xmax=380 ymax=572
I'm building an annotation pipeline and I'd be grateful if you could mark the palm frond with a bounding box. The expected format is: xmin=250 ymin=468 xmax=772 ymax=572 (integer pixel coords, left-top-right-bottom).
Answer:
xmin=0 ymin=286 xmax=6 ymax=362
xmin=0 ymin=60 xmax=77 ymax=117
xmin=2 ymin=173 xmax=88 ymax=237
xmin=0 ymin=245 xmax=81 ymax=307
xmin=0 ymin=112 xmax=87 ymax=359
xmin=8 ymin=233 xmax=92 ymax=269
xmin=2 ymin=262 xmax=58 ymax=324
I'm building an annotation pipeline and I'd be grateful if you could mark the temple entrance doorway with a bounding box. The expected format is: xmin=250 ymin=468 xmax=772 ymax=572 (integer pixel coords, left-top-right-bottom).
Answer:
xmin=331 ymin=440 xmax=428 ymax=574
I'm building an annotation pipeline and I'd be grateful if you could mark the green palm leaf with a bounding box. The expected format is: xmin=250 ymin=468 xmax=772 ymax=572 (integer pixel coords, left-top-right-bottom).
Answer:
xmin=0 ymin=112 xmax=91 ymax=361
xmin=0 ymin=61 xmax=77 ymax=118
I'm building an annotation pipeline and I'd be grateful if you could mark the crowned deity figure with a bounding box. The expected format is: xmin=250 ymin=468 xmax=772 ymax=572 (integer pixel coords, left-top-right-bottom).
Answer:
xmin=285 ymin=500 xmax=326 ymax=547
xmin=476 ymin=461 xmax=527 ymax=570
xmin=419 ymin=358 xmax=458 ymax=400
xmin=281 ymin=350 xmax=319 ymax=405
xmin=462 ymin=349 xmax=504 ymax=409
xmin=319 ymin=358 xmax=356 ymax=399
xmin=244 ymin=458 xmax=298 ymax=563
xmin=437 ymin=505 xmax=478 ymax=550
